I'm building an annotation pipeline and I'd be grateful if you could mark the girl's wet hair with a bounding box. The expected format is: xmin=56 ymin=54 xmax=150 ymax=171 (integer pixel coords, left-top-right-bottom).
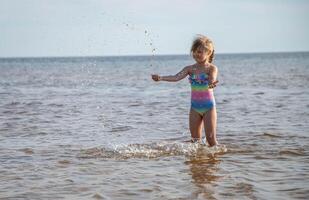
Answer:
xmin=190 ymin=34 xmax=215 ymax=63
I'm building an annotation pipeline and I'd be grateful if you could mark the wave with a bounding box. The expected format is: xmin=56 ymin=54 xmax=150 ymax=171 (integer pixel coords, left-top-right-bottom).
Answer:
xmin=78 ymin=141 xmax=227 ymax=159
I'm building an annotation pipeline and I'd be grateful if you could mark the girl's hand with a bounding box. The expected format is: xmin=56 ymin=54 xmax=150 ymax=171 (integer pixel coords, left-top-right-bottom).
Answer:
xmin=152 ymin=74 xmax=160 ymax=81
xmin=209 ymin=80 xmax=219 ymax=88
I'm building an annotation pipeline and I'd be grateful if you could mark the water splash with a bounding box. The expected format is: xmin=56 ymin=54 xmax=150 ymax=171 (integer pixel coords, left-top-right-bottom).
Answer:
xmin=78 ymin=141 xmax=227 ymax=159
xmin=102 ymin=11 xmax=157 ymax=67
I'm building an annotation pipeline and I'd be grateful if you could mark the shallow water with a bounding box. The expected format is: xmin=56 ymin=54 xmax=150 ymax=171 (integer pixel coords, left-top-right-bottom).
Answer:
xmin=0 ymin=52 xmax=309 ymax=199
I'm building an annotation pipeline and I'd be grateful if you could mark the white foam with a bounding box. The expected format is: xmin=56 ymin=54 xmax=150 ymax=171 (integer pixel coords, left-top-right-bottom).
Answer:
xmin=79 ymin=141 xmax=227 ymax=159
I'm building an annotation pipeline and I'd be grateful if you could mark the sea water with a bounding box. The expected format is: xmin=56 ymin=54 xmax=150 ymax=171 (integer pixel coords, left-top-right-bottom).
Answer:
xmin=0 ymin=52 xmax=308 ymax=199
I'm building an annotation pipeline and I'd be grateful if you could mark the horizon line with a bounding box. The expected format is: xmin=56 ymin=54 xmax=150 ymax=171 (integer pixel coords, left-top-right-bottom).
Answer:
xmin=0 ymin=50 xmax=308 ymax=59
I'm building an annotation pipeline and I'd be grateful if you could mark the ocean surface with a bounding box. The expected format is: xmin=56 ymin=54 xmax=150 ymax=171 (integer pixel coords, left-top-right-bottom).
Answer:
xmin=0 ymin=52 xmax=308 ymax=199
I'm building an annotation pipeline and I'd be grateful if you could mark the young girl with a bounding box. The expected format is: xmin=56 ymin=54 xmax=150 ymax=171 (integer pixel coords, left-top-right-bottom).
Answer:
xmin=152 ymin=35 xmax=219 ymax=146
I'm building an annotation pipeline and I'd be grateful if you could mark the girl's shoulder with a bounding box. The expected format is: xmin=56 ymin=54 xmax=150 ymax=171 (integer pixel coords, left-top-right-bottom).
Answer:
xmin=208 ymin=63 xmax=218 ymax=72
xmin=185 ymin=64 xmax=196 ymax=74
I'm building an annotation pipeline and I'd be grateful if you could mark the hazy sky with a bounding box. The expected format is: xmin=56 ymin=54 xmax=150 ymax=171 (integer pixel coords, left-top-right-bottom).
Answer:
xmin=1 ymin=0 xmax=308 ymax=57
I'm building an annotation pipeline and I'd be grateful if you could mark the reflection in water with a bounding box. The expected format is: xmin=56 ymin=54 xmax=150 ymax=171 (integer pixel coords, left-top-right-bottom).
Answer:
xmin=185 ymin=148 xmax=222 ymax=200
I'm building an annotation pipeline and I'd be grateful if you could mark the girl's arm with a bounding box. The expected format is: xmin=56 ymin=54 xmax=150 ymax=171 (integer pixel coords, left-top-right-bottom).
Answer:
xmin=152 ymin=66 xmax=189 ymax=82
xmin=208 ymin=64 xmax=219 ymax=88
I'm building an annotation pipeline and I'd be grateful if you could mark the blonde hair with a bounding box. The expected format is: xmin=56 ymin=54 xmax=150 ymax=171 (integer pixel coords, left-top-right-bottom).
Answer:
xmin=190 ymin=34 xmax=215 ymax=63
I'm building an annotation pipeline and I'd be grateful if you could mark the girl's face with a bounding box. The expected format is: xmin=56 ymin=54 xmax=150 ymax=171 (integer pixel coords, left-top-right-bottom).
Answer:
xmin=193 ymin=47 xmax=210 ymax=63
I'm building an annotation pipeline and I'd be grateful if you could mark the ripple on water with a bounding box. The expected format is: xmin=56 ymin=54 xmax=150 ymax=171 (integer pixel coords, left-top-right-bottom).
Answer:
xmin=279 ymin=148 xmax=306 ymax=156
xmin=19 ymin=148 xmax=34 ymax=155
xmin=110 ymin=125 xmax=134 ymax=133
xmin=262 ymin=132 xmax=282 ymax=138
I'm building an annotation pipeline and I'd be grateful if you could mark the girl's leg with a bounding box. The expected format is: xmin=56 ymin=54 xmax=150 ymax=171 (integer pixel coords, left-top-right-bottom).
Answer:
xmin=189 ymin=108 xmax=203 ymax=140
xmin=203 ymin=107 xmax=218 ymax=146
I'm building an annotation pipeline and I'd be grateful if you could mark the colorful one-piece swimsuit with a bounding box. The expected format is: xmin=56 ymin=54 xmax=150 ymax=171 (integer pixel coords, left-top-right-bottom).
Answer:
xmin=189 ymin=72 xmax=216 ymax=116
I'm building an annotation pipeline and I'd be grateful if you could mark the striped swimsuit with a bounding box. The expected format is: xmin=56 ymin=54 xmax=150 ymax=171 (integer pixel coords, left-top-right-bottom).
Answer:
xmin=189 ymin=72 xmax=216 ymax=116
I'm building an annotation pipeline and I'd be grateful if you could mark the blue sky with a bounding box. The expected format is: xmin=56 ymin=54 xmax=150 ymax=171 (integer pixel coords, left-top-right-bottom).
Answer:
xmin=0 ymin=0 xmax=308 ymax=57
